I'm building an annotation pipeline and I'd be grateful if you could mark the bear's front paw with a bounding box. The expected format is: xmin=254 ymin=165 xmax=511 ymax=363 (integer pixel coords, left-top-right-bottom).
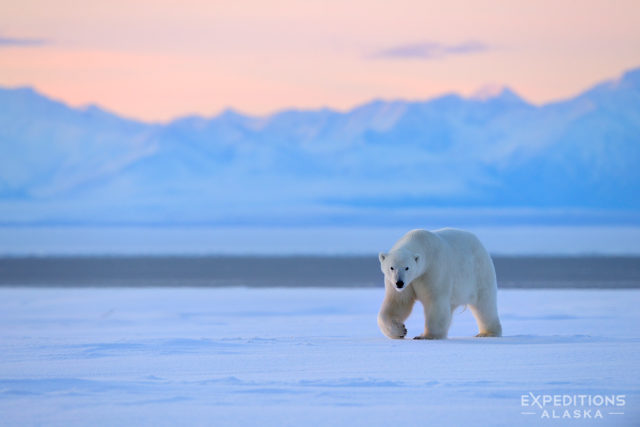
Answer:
xmin=475 ymin=331 xmax=500 ymax=337
xmin=378 ymin=315 xmax=408 ymax=339
xmin=389 ymin=323 xmax=407 ymax=339
xmin=400 ymin=324 xmax=407 ymax=338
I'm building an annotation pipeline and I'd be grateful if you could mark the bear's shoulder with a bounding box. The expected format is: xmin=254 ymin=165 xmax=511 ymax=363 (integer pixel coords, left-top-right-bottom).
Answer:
xmin=394 ymin=229 xmax=436 ymax=252
xmin=433 ymin=228 xmax=480 ymax=243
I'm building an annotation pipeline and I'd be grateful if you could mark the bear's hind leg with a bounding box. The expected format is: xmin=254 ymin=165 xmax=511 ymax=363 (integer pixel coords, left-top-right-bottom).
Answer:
xmin=469 ymin=290 xmax=502 ymax=337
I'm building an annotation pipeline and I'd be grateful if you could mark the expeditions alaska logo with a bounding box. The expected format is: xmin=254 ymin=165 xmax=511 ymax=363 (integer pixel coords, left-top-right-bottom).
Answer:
xmin=520 ymin=393 xmax=626 ymax=419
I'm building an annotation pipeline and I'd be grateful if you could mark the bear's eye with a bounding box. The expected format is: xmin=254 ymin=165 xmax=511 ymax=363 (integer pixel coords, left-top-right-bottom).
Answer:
xmin=405 ymin=267 xmax=409 ymax=271
xmin=390 ymin=267 xmax=394 ymax=271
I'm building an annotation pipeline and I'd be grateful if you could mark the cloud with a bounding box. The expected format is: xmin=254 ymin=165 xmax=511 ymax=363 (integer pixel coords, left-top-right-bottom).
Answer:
xmin=0 ymin=36 xmax=48 ymax=47
xmin=371 ymin=41 xmax=489 ymax=60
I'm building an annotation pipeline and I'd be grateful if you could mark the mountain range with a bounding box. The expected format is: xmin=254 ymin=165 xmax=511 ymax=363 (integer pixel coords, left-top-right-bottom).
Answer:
xmin=1 ymin=68 xmax=639 ymax=226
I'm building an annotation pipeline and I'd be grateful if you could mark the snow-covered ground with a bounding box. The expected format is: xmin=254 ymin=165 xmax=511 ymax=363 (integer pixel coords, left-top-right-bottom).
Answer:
xmin=1 ymin=288 xmax=638 ymax=426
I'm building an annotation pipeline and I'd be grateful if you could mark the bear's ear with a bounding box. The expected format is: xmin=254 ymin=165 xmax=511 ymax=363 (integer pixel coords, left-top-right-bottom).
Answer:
xmin=414 ymin=254 xmax=420 ymax=263
xmin=378 ymin=253 xmax=387 ymax=263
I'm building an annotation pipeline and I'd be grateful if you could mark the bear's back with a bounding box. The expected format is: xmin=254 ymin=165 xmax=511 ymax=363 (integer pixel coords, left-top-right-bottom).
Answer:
xmin=433 ymin=228 xmax=491 ymax=262
xmin=392 ymin=229 xmax=433 ymax=252
xmin=391 ymin=228 xmax=488 ymax=258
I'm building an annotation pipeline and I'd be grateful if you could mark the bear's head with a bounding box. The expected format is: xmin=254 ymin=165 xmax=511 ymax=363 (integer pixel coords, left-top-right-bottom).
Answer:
xmin=378 ymin=249 xmax=421 ymax=292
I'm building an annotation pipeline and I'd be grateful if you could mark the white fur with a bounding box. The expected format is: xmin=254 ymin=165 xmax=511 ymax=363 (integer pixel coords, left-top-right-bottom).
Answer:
xmin=378 ymin=228 xmax=502 ymax=339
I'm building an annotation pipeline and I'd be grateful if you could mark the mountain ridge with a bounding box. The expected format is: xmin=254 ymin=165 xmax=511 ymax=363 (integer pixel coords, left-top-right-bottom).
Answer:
xmin=1 ymin=67 xmax=639 ymax=226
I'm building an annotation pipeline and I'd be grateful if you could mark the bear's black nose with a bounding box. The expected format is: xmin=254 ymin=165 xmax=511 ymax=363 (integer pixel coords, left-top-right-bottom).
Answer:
xmin=396 ymin=280 xmax=404 ymax=288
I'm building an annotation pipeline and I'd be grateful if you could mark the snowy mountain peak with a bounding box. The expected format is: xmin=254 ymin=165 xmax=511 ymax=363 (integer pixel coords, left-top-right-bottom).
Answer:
xmin=619 ymin=67 xmax=640 ymax=87
xmin=470 ymin=85 xmax=527 ymax=105
xmin=216 ymin=108 xmax=253 ymax=121
xmin=1 ymin=66 xmax=639 ymax=225
xmin=0 ymin=86 xmax=37 ymax=97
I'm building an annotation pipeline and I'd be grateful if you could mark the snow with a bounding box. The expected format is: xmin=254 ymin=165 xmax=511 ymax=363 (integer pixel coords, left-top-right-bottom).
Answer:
xmin=1 ymin=288 xmax=639 ymax=426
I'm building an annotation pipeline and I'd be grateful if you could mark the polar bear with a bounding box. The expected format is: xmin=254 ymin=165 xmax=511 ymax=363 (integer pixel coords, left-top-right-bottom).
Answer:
xmin=378 ymin=228 xmax=502 ymax=339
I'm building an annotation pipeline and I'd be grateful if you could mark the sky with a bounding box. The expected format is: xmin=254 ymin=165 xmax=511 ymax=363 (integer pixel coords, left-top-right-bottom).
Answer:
xmin=1 ymin=0 xmax=640 ymax=122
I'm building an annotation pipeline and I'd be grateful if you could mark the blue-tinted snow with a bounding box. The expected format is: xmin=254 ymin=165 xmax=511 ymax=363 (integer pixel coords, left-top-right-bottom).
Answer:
xmin=0 ymin=288 xmax=638 ymax=426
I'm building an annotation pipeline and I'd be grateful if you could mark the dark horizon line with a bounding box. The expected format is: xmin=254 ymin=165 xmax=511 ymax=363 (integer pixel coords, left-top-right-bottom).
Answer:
xmin=0 ymin=255 xmax=638 ymax=289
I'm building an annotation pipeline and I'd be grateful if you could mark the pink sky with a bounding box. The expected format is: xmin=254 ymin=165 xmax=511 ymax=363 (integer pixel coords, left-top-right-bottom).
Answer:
xmin=2 ymin=0 xmax=640 ymax=122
